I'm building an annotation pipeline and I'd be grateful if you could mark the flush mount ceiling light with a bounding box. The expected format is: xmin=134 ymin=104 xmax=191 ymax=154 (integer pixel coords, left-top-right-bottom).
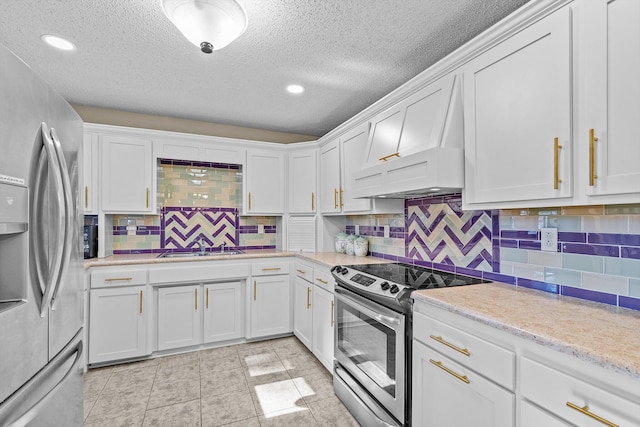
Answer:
xmin=41 ymin=35 xmax=76 ymax=51
xmin=286 ymin=84 xmax=305 ymax=94
xmin=161 ymin=0 xmax=247 ymax=54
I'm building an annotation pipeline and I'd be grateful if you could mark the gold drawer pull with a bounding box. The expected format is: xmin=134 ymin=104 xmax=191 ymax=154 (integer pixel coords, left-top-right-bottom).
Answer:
xmin=379 ymin=152 xmax=400 ymax=162
xmin=315 ymin=278 xmax=328 ymax=285
xmin=146 ymin=187 xmax=150 ymax=208
xmin=306 ymin=287 xmax=311 ymax=309
xmin=429 ymin=359 xmax=469 ymax=384
xmin=566 ymin=402 xmax=618 ymax=427
xmin=554 ymin=137 xmax=562 ymax=190
xmin=589 ymin=128 xmax=598 ymax=186
xmin=248 ymin=192 xmax=252 ymax=211
xmin=430 ymin=335 xmax=470 ymax=356
xmin=139 ymin=290 xmax=143 ymax=314
xmin=195 ymin=288 xmax=198 ymax=310
xmin=296 ymin=269 xmax=307 ymax=274
xmin=311 ymin=192 xmax=315 ymax=211
xmin=253 ymin=280 xmax=257 ymax=301
xmin=104 ymin=277 xmax=133 ymax=282
xmin=206 ymin=287 xmax=209 ymax=309
xmin=334 ymin=188 xmax=338 ymax=209
xmin=262 ymin=267 xmax=281 ymax=272
xmin=85 ymin=186 xmax=89 ymax=209
xmin=339 ymin=188 xmax=343 ymax=208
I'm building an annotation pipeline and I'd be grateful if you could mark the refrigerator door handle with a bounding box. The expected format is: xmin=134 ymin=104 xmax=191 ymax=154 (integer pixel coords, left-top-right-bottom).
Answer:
xmin=0 ymin=335 xmax=83 ymax=427
xmin=36 ymin=123 xmax=66 ymax=317
xmin=48 ymin=127 xmax=74 ymax=310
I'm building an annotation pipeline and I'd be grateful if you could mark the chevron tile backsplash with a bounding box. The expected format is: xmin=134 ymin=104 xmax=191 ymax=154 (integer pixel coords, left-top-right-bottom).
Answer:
xmin=162 ymin=207 xmax=239 ymax=250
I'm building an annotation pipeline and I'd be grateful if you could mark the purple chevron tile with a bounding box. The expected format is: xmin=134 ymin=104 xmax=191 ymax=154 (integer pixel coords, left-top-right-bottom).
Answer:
xmin=185 ymin=224 xmax=202 ymax=239
xmin=561 ymin=286 xmax=617 ymax=306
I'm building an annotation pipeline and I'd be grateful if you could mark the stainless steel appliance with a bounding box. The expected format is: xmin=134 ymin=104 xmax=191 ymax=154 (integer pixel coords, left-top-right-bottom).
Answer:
xmin=331 ymin=263 xmax=486 ymax=426
xmin=0 ymin=43 xmax=84 ymax=426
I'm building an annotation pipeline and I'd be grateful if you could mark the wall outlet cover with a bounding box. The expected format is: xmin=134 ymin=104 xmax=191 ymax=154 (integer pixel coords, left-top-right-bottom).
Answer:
xmin=541 ymin=227 xmax=558 ymax=252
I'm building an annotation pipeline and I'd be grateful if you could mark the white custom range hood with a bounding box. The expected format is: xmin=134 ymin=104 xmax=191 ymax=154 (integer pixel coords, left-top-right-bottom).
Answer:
xmin=352 ymin=73 xmax=464 ymax=199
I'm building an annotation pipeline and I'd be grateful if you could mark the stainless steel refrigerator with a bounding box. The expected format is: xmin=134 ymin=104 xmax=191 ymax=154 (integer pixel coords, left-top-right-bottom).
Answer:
xmin=0 ymin=42 xmax=84 ymax=426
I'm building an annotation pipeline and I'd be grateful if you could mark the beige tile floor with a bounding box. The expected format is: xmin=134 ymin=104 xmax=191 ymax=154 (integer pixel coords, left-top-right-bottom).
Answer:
xmin=83 ymin=336 xmax=360 ymax=426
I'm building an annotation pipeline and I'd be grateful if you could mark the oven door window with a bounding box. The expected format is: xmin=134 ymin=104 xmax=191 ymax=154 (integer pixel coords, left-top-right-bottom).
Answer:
xmin=336 ymin=299 xmax=397 ymax=398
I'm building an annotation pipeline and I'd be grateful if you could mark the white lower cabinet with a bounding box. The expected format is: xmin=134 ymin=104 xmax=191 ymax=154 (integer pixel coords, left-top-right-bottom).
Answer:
xmin=250 ymin=274 xmax=291 ymax=338
xmin=157 ymin=285 xmax=201 ymax=351
xmin=202 ymin=282 xmax=243 ymax=343
xmin=89 ymin=285 xmax=148 ymax=364
xmin=412 ymin=340 xmax=514 ymax=427
xmin=519 ymin=400 xmax=571 ymax=427
xmin=311 ymin=285 xmax=334 ymax=372
xmin=293 ymin=275 xmax=313 ymax=349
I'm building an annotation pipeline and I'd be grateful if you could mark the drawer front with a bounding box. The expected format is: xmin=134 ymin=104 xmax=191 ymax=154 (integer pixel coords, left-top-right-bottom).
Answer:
xmin=294 ymin=262 xmax=313 ymax=282
xmin=149 ymin=263 xmax=249 ymax=284
xmin=521 ymin=357 xmax=640 ymax=427
xmin=313 ymin=269 xmax=334 ymax=293
xmin=251 ymin=260 xmax=290 ymax=276
xmin=91 ymin=268 xmax=147 ymax=288
xmin=414 ymin=312 xmax=515 ymax=390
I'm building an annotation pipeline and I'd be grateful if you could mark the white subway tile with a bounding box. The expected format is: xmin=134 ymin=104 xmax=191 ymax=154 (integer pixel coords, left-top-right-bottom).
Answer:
xmin=582 ymin=273 xmax=628 ymax=295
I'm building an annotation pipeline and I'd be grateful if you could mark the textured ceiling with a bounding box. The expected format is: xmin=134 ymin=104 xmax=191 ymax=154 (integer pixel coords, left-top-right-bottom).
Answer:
xmin=0 ymin=0 xmax=528 ymax=137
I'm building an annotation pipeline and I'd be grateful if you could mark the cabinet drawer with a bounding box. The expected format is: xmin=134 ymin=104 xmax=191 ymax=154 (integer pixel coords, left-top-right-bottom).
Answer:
xmin=251 ymin=260 xmax=290 ymax=276
xmin=414 ymin=312 xmax=515 ymax=390
xmin=313 ymin=269 xmax=334 ymax=293
xmin=294 ymin=263 xmax=313 ymax=282
xmin=521 ymin=357 xmax=640 ymax=426
xmin=91 ymin=268 xmax=147 ymax=288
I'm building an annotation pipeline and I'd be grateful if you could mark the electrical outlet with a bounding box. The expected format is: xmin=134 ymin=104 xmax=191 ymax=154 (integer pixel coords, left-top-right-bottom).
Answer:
xmin=541 ymin=227 xmax=558 ymax=252
xmin=126 ymin=225 xmax=137 ymax=236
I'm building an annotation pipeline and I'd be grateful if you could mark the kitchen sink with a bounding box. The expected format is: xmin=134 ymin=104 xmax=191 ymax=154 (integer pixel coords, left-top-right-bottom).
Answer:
xmin=157 ymin=250 xmax=245 ymax=258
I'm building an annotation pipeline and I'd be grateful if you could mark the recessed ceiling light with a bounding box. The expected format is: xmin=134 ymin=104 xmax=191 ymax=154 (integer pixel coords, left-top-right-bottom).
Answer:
xmin=286 ymin=84 xmax=304 ymax=94
xmin=41 ymin=35 xmax=76 ymax=51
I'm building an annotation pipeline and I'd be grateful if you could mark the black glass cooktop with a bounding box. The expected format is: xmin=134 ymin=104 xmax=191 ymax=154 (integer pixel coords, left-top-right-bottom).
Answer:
xmin=345 ymin=263 xmax=486 ymax=290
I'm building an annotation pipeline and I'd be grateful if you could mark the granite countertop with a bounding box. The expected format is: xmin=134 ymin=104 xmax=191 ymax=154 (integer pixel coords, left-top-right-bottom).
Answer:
xmin=84 ymin=251 xmax=389 ymax=268
xmin=413 ymin=282 xmax=640 ymax=379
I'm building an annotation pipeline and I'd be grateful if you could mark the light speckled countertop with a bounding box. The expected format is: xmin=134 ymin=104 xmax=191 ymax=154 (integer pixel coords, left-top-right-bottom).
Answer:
xmin=413 ymin=282 xmax=640 ymax=379
xmin=84 ymin=251 xmax=388 ymax=268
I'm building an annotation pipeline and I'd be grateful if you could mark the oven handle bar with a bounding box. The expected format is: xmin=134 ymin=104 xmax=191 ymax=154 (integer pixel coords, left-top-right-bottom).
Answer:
xmin=335 ymin=287 xmax=402 ymax=327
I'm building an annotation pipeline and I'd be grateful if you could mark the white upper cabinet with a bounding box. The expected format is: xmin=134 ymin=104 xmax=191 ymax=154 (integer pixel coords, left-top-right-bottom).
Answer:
xmin=101 ymin=133 xmax=155 ymax=213
xmin=579 ymin=0 xmax=640 ymax=201
xmin=463 ymin=5 xmax=573 ymax=209
xmin=154 ymin=138 xmax=245 ymax=165
xmin=319 ymin=124 xmax=403 ymax=215
xmin=288 ymin=148 xmax=317 ymax=214
xmin=82 ymin=131 xmax=99 ymax=214
xmin=245 ymin=148 xmax=285 ymax=215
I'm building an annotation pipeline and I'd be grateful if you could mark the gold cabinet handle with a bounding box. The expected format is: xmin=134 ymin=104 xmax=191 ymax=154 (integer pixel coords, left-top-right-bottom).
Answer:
xmin=379 ymin=152 xmax=400 ymax=162
xmin=334 ymin=188 xmax=338 ymax=209
xmin=206 ymin=287 xmax=209 ymax=309
xmin=248 ymin=192 xmax=252 ymax=211
xmin=430 ymin=335 xmax=470 ymax=357
xmin=311 ymin=192 xmax=315 ymax=211
xmin=253 ymin=280 xmax=257 ymax=301
xmin=554 ymin=137 xmax=562 ymax=190
xmin=315 ymin=278 xmax=328 ymax=285
xmin=306 ymin=287 xmax=311 ymax=309
xmin=330 ymin=300 xmax=334 ymax=327
xmin=339 ymin=188 xmax=343 ymax=208
xmin=296 ymin=269 xmax=307 ymax=274
xmin=262 ymin=267 xmax=281 ymax=272
xmin=104 ymin=277 xmax=133 ymax=282
xmin=195 ymin=288 xmax=198 ymax=310
xmin=146 ymin=187 xmax=150 ymax=208
xmin=566 ymin=402 xmax=618 ymax=427
xmin=429 ymin=359 xmax=469 ymax=384
xmin=589 ymin=128 xmax=599 ymax=186
xmin=139 ymin=290 xmax=143 ymax=314
xmin=84 ymin=186 xmax=88 ymax=209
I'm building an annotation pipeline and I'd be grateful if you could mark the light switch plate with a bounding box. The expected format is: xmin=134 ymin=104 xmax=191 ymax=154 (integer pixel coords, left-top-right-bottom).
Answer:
xmin=541 ymin=227 xmax=558 ymax=252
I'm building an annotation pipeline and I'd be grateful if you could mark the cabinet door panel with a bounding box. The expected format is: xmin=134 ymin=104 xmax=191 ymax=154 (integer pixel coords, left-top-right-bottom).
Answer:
xmin=341 ymin=124 xmax=371 ymax=213
xmin=320 ymin=140 xmax=341 ymax=213
xmin=203 ymin=282 xmax=243 ymax=343
xmin=251 ymin=275 xmax=291 ymax=338
xmin=89 ymin=286 xmax=147 ymax=364
xmin=365 ymin=108 xmax=403 ymax=168
xmin=293 ymin=277 xmax=313 ymax=349
xmin=312 ymin=286 xmax=334 ymax=372
xmin=519 ymin=400 xmax=571 ymax=427
xmin=288 ymin=149 xmax=317 ymax=213
xmin=246 ymin=150 xmax=284 ymax=214
xmin=82 ymin=132 xmax=99 ymax=214
xmin=464 ymin=6 xmax=572 ymax=205
xmin=157 ymin=285 xmax=201 ymax=351
xmin=412 ymin=341 xmax=514 ymax=427
xmin=586 ymin=0 xmax=640 ymax=197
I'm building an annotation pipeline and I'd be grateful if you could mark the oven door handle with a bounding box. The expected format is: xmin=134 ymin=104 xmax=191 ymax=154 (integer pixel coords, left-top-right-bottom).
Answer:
xmin=335 ymin=287 xmax=402 ymax=327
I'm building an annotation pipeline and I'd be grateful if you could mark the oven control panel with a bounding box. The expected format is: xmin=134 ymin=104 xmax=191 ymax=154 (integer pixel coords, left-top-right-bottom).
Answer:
xmin=331 ymin=265 xmax=406 ymax=298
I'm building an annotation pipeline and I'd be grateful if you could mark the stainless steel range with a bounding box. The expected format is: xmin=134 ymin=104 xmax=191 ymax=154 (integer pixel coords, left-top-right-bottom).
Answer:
xmin=331 ymin=262 xmax=486 ymax=426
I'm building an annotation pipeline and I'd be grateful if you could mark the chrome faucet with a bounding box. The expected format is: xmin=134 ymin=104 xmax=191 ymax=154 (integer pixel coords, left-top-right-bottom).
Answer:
xmin=220 ymin=241 xmax=227 ymax=253
xmin=197 ymin=237 xmax=206 ymax=255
